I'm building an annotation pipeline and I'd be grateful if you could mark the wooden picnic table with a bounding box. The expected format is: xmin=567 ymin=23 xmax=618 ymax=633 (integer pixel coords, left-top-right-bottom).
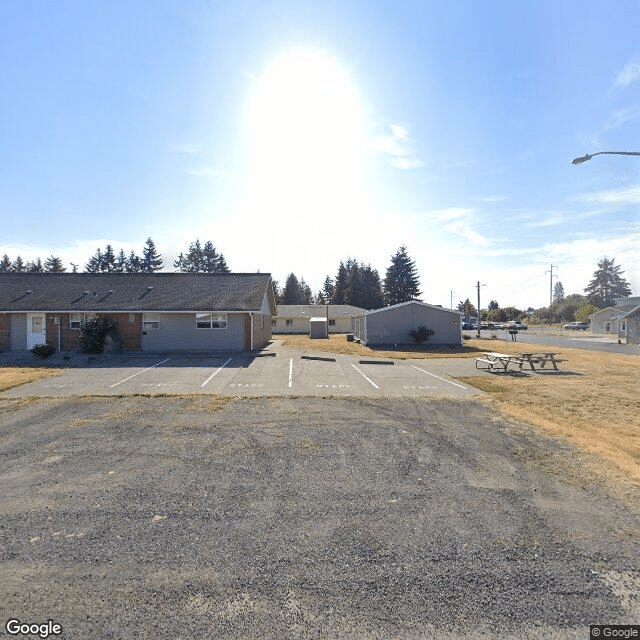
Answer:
xmin=475 ymin=352 xmax=524 ymax=373
xmin=519 ymin=352 xmax=562 ymax=371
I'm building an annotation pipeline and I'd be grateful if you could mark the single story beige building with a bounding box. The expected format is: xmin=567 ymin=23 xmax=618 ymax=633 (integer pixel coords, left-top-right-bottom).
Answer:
xmin=273 ymin=305 xmax=367 ymax=334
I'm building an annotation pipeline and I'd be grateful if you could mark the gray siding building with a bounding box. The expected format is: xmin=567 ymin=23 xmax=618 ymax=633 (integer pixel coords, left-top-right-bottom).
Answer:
xmin=0 ymin=272 xmax=276 ymax=353
xmin=352 ymin=300 xmax=462 ymax=347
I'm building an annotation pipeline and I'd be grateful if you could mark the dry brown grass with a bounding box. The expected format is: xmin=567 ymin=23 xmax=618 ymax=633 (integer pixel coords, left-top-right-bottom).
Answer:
xmin=460 ymin=338 xmax=640 ymax=485
xmin=0 ymin=367 xmax=64 ymax=392
xmin=272 ymin=333 xmax=478 ymax=358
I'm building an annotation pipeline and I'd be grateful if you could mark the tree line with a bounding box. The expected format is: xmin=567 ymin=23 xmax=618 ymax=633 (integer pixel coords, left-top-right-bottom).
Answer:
xmin=274 ymin=245 xmax=422 ymax=309
xmin=458 ymin=256 xmax=633 ymax=324
xmin=0 ymin=238 xmax=230 ymax=274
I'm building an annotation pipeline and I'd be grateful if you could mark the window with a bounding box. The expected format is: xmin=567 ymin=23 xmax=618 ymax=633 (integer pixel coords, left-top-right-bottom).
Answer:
xmin=621 ymin=321 xmax=626 ymax=332
xmin=329 ymin=319 xmax=336 ymax=326
xmin=196 ymin=313 xmax=227 ymax=329
xmin=272 ymin=319 xmax=276 ymax=327
xmin=143 ymin=313 xmax=159 ymax=329
xmin=69 ymin=313 xmax=82 ymax=330
xmin=286 ymin=319 xmax=293 ymax=326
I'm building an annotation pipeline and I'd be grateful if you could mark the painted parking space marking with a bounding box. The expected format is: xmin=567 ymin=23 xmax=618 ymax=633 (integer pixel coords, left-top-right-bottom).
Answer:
xmin=228 ymin=383 xmax=265 ymax=388
xmin=316 ymin=384 xmax=350 ymax=389
xmin=350 ymin=363 xmax=379 ymax=389
xmin=109 ymin=357 xmax=172 ymax=388
xmin=402 ymin=385 xmax=438 ymax=390
xmin=289 ymin=358 xmax=293 ymax=388
xmin=200 ymin=357 xmax=233 ymax=387
xmin=411 ymin=365 xmax=467 ymax=390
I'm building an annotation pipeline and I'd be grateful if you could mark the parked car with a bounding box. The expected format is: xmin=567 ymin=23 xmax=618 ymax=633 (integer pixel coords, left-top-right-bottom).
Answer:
xmin=492 ymin=322 xmax=504 ymax=330
xmin=505 ymin=321 xmax=528 ymax=330
xmin=563 ymin=321 xmax=589 ymax=330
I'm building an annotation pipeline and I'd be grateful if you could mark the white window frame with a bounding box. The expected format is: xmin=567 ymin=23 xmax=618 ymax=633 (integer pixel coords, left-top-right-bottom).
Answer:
xmin=69 ymin=313 xmax=82 ymax=330
xmin=286 ymin=319 xmax=293 ymax=326
xmin=143 ymin=312 xmax=159 ymax=330
xmin=196 ymin=313 xmax=227 ymax=329
xmin=328 ymin=319 xmax=336 ymax=326
xmin=272 ymin=319 xmax=276 ymax=327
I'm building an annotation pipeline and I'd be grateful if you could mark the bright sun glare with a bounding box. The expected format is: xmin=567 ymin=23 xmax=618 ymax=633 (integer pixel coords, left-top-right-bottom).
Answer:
xmin=247 ymin=50 xmax=367 ymax=220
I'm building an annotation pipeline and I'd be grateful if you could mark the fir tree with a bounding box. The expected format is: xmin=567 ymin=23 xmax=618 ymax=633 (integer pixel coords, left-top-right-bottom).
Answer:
xmin=322 ymin=276 xmax=335 ymax=303
xmin=114 ymin=250 xmax=127 ymax=273
xmin=216 ymin=253 xmax=230 ymax=273
xmin=102 ymin=244 xmax=116 ymax=272
xmin=553 ymin=282 xmax=565 ymax=304
xmin=44 ymin=255 xmax=66 ymax=272
xmin=332 ymin=261 xmax=349 ymax=304
xmin=12 ymin=256 xmax=26 ymax=272
xmin=383 ymin=246 xmax=421 ymax=306
xmin=141 ymin=237 xmax=163 ymax=272
xmin=28 ymin=258 xmax=44 ymax=273
xmin=584 ymin=257 xmax=631 ymax=308
xmin=202 ymin=241 xmax=219 ymax=273
xmin=0 ymin=254 xmax=12 ymax=272
xmin=282 ymin=273 xmax=305 ymax=304
xmin=85 ymin=249 xmax=103 ymax=273
xmin=126 ymin=250 xmax=141 ymax=273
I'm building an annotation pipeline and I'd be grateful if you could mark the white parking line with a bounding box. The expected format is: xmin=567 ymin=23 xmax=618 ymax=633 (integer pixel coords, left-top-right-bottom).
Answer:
xmin=288 ymin=358 xmax=293 ymax=388
xmin=411 ymin=365 xmax=467 ymax=389
xmin=350 ymin=363 xmax=379 ymax=389
xmin=201 ymin=357 xmax=233 ymax=387
xmin=109 ymin=357 xmax=172 ymax=388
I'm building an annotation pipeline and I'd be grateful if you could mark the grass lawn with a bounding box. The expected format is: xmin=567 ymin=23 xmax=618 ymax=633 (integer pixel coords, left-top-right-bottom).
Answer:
xmin=0 ymin=366 xmax=64 ymax=392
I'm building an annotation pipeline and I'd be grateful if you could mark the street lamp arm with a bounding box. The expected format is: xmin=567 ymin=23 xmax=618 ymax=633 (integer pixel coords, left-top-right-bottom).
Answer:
xmin=572 ymin=151 xmax=640 ymax=165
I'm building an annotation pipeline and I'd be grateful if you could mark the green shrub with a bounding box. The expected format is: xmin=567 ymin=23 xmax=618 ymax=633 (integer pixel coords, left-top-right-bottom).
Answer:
xmin=31 ymin=343 xmax=56 ymax=359
xmin=409 ymin=325 xmax=435 ymax=345
xmin=79 ymin=317 xmax=118 ymax=354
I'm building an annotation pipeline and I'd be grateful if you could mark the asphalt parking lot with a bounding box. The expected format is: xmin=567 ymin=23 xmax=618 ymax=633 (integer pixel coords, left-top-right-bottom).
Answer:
xmin=1 ymin=395 xmax=639 ymax=639
xmin=1 ymin=346 xmax=481 ymax=399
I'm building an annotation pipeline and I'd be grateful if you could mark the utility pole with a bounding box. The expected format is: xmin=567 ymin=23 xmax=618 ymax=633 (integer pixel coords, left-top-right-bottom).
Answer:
xmin=545 ymin=265 xmax=557 ymax=327
xmin=450 ymin=289 xmax=454 ymax=310
xmin=476 ymin=281 xmax=481 ymax=338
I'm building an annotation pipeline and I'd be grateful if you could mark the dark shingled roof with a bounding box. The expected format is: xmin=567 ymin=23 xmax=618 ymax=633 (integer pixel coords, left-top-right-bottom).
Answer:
xmin=0 ymin=273 xmax=275 ymax=313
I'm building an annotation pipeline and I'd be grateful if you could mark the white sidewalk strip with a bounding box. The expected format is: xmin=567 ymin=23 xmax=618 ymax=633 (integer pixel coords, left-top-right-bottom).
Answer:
xmin=201 ymin=357 xmax=233 ymax=387
xmin=288 ymin=358 xmax=293 ymax=388
xmin=350 ymin=363 xmax=379 ymax=389
xmin=411 ymin=365 xmax=467 ymax=389
xmin=109 ymin=357 xmax=172 ymax=387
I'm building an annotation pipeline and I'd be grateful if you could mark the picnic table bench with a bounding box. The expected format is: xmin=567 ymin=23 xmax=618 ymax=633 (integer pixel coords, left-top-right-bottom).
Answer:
xmin=519 ymin=352 xmax=563 ymax=371
xmin=475 ymin=352 xmax=524 ymax=373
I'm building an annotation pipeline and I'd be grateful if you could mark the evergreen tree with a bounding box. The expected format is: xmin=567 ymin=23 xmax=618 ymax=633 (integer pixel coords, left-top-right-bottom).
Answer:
xmin=12 ymin=256 xmax=26 ymax=272
xmin=553 ymin=281 xmax=565 ymax=304
xmin=282 ymin=273 xmax=305 ymax=304
xmin=315 ymin=290 xmax=326 ymax=304
xmin=202 ymin=241 xmax=219 ymax=273
xmin=271 ymin=280 xmax=281 ymax=304
xmin=359 ymin=264 xmax=384 ymax=309
xmin=383 ymin=245 xmax=421 ymax=306
xmin=70 ymin=263 xmax=78 ymax=273
xmin=332 ymin=261 xmax=349 ymax=304
xmin=216 ymin=253 xmax=230 ymax=273
xmin=299 ymin=278 xmax=313 ymax=304
xmin=488 ymin=300 xmax=499 ymax=310
xmin=584 ymin=257 xmax=631 ymax=307
xmin=44 ymin=255 xmax=66 ymax=272
xmin=322 ymin=276 xmax=335 ymax=303
xmin=28 ymin=258 xmax=44 ymax=273
xmin=141 ymin=237 xmax=163 ymax=272
xmin=102 ymin=244 xmax=116 ymax=272
xmin=0 ymin=254 xmax=12 ymax=272
xmin=114 ymin=250 xmax=127 ymax=273
xmin=457 ymin=298 xmax=477 ymax=317
xmin=85 ymin=248 xmax=103 ymax=273
xmin=126 ymin=250 xmax=141 ymax=273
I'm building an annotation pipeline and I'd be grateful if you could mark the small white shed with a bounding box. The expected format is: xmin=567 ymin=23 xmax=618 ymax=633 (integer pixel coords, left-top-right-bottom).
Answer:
xmin=309 ymin=317 xmax=329 ymax=339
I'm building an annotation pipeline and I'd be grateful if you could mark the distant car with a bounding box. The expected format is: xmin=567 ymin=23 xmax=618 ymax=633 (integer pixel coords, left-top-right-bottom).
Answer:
xmin=492 ymin=322 xmax=504 ymax=330
xmin=564 ymin=322 xmax=589 ymax=330
xmin=505 ymin=321 xmax=528 ymax=330
xmin=461 ymin=322 xmax=476 ymax=330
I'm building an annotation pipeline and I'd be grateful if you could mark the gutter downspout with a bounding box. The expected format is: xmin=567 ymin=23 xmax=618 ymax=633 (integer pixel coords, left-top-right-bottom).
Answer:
xmin=364 ymin=313 xmax=367 ymax=345
xmin=250 ymin=312 xmax=254 ymax=351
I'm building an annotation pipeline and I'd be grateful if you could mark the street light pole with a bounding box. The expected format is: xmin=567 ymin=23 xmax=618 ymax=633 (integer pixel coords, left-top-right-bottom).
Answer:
xmin=571 ymin=151 xmax=640 ymax=165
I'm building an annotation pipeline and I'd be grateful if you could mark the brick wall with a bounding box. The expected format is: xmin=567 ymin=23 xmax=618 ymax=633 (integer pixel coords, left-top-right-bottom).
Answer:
xmin=0 ymin=314 xmax=10 ymax=351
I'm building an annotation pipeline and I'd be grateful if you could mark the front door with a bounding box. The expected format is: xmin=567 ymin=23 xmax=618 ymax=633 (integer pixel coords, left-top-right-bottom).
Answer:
xmin=27 ymin=313 xmax=46 ymax=349
xmin=244 ymin=316 xmax=251 ymax=351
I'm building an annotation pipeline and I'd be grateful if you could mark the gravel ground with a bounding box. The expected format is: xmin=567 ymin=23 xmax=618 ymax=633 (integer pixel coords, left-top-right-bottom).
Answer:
xmin=1 ymin=395 xmax=639 ymax=639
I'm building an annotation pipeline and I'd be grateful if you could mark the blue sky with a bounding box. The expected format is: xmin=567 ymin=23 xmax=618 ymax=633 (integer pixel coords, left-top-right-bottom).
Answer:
xmin=1 ymin=0 xmax=639 ymax=309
